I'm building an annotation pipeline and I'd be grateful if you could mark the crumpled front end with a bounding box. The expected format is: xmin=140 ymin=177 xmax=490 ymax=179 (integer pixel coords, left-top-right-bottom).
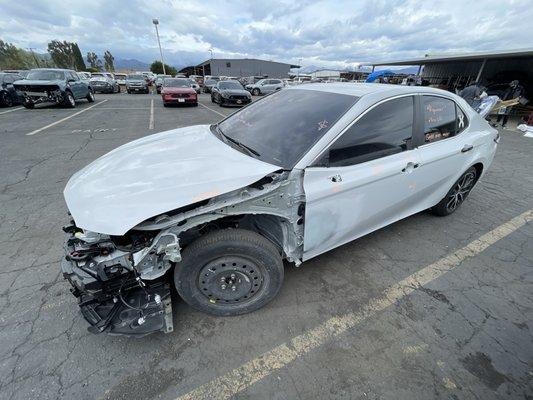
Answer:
xmin=61 ymin=221 xmax=179 ymax=337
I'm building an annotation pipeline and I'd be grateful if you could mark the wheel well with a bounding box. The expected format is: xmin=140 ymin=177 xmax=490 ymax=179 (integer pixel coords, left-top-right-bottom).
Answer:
xmin=472 ymin=162 xmax=484 ymax=180
xmin=177 ymin=213 xmax=287 ymax=255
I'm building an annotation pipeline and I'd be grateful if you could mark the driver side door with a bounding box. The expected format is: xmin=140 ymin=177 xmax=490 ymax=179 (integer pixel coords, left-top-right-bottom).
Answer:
xmin=302 ymin=95 xmax=426 ymax=260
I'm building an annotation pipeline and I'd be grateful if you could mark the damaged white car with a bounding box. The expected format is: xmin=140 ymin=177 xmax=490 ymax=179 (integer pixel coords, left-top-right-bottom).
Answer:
xmin=62 ymin=83 xmax=498 ymax=336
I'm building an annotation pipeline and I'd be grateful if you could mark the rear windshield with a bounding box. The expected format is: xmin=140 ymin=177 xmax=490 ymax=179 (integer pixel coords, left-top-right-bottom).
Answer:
xmin=217 ymin=89 xmax=358 ymax=168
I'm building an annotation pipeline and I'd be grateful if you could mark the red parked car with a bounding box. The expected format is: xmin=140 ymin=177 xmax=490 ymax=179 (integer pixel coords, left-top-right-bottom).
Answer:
xmin=161 ymin=78 xmax=198 ymax=107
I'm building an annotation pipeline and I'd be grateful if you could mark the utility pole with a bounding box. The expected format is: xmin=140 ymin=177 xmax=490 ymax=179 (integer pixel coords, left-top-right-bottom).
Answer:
xmin=297 ymin=57 xmax=302 ymax=80
xmin=152 ymin=18 xmax=166 ymax=75
xmin=28 ymin=48 xmax=40 ymax=67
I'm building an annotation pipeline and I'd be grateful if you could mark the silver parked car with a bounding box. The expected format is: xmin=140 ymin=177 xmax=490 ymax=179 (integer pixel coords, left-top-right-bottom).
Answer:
xmin=90 ymin=72 xmax=120 ymax=93
xmin=126 ymin=74 xmax=149 ymax=94
xmin=61 ymin=83 xmax=498 ymax=336
xmin=246 ymin=78 xmax=284 ymax=95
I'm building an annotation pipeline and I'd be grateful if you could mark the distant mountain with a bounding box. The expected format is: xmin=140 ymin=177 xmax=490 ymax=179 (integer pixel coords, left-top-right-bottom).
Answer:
xmin=114 ymin=58 xmax=151 ymax=71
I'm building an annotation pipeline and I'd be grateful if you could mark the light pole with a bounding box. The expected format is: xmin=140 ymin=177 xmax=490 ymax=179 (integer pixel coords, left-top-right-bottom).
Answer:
xmin=152 ymin=18 xmax=166 ymax=75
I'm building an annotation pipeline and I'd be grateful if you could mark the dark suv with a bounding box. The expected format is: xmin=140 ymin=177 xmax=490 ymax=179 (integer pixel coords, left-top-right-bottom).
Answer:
xmin=13 ymin=68 xmax=94 ymax=109
xmin=0 ymin=72 xmax=25 ymax=107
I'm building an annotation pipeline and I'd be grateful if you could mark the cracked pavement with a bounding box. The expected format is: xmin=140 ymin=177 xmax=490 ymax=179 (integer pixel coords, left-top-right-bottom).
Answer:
xmin=0 ymin=93 xmax=532 ymax=400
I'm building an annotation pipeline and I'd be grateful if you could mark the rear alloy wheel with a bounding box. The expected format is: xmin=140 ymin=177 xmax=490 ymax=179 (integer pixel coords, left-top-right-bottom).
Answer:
xmin=252 ymin=88 xmax=260 ymax=96
xmin=431 ymin=167 xmax=477 ymax=216
xmin=175 ymin=229 xmax=284 ymax=316
xmin=86 ymin=89 xmax=95 ymax=103
xmin=64 ymin=91 xmax=76 ymax=108
xmin=1 ymin=92 xmax=13 ymax=107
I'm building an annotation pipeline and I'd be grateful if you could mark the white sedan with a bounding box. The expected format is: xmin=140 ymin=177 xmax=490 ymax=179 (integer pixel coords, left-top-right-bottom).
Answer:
xmin=61 ymin=83 xmax=498 ymax=336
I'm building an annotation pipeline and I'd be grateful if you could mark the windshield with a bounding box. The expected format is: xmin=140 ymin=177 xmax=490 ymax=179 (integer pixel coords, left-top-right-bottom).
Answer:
xmin=216 ymin=89 xmax=358 ymax=168
xmin=127 ymin=75 xmax=144 ymax=80
xmin=219 ymin=81 xmax=243 ymax=90
xmin=163 ymin=78 xmax=190 ymax=88
xmin=26 ymin=70 xmax=65 ymax=80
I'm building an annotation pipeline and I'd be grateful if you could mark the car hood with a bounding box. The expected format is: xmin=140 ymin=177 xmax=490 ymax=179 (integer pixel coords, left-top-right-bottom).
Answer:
xmin=63 ymin=125 xmax=280 ymax=235
xmin=13 ymin=79 xmax=62 ymax=86
xmin=221 ymin=89 xmax=250 ymax=96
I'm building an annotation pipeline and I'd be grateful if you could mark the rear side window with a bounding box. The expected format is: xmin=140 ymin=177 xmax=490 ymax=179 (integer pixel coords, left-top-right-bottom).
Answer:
xmin=325 ymin=96 xmax=414 ymax=167
xmin=423 ymin=96 xmax=467 ymax=143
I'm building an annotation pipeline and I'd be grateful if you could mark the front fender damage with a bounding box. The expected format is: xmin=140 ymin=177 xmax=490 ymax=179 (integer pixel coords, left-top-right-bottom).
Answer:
xmin=61 ymin=170 xmax=305 ymax=336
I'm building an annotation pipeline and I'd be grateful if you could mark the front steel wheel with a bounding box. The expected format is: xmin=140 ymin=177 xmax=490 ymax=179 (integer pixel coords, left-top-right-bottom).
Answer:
xmin=431 ymin=167 xmax=477 ymax=216
xmin=64 ymin=91 xmax=76 ymax=108
xmin=175 ymin=229 xmax=284 ymax=316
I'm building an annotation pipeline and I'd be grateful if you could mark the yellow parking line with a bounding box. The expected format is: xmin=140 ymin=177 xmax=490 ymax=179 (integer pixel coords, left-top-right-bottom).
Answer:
xmin=26 ymin=100 xmax=108 ymax=136
xmin=149 ymin=99 xmax=154 ymax=129
xmin=0 ymin=106 xmax=24 ymax=115
xmin=175 ymin=209 xmax=533 ymax=400
xmin=198 ymin=102 xmax=226 ymax=118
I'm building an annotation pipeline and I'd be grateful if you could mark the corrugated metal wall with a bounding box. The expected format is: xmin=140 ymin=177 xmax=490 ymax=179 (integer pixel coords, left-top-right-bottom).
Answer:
xmin=421 ymin=57 xmax=533 ymax=92
xmin=207 ymin=60 xmax=292 ymax=78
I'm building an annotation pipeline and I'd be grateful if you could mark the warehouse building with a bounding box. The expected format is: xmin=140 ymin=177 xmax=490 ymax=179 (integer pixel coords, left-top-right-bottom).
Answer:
xmin=194 ymin=58 xmax=299 ymax=78
xmin=369 ymin=48 xmax=533 ymax=94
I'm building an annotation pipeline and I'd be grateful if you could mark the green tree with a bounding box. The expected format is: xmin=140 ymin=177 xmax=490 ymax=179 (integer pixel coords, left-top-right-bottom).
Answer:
xmin=150 ymin=60 xmax=177 ymax=76
xmin=0 ymin=40 xmax=52 ymax=69
xmin=71 ymin=43 xmax=86 ymax=71
xmin=103 ymin=50 xmax=115 ymax=72
xmin=86 ymin=52 xmax=102 ymax=71
xmin=47 ymin=40 xmax=75 ymax=68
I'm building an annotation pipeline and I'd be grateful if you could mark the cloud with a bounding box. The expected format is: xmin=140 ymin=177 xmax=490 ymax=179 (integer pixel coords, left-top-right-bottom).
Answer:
xmin=0 ymin=0 xmax=531 ymax=69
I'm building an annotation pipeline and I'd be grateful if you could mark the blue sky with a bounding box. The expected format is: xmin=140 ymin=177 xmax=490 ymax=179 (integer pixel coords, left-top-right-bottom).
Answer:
xmin=1 ymin=0 xmax=532 ymax=69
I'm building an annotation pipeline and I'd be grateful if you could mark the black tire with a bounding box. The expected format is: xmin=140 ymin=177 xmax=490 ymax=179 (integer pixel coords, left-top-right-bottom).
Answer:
xmin=23 ymin=100 xmax=34 ymax=109
xmin=431 ymin=167 xmax=478 ymax=216
xmin=175 ymin=229 xmax=284 ymax=316
xmin=252 ymin=88 xmax=260 ymax=96
xmin=219 ymin=97 xmax=224 ymax=107
xmin=211 ymin=94 xmax=215 ymax=103
xmin=116 ymin=85 xmax=120 ymax=93
xmin=192 ymin=102 xmax=198 ymax=107
xmin=163 ymin=103 xmax=169 ymax=107
xmin=86 ymin=89 xmax=95 ymax=103
xmin=1 ymin=92 xmax=13 ymax=107
xmin=127 ymin=89 xmax=131 ymax=94
xmin=63 ymin=91 xmax=76 ymax=108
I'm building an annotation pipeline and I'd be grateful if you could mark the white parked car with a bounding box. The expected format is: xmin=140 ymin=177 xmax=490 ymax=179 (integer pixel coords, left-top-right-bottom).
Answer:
xmin=245 ymin=78 xmax=285 ymax=95
xmin=61 ymin=83 xmax=498 ymax=336
xmin=113 ymin=73 xmax=127 ymax=86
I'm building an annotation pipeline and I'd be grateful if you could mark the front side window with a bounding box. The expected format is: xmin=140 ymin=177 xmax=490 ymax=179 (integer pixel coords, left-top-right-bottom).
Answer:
xmin=423 ymin=96 xmax=459 ymax=143
xmin=216 ymin=89 xmax=358 ymax=169
xmin=324 ymin=96 xmax=414 ymax=167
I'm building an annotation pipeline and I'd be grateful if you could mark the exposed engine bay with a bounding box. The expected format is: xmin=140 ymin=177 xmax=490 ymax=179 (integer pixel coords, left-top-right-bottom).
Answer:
xmin=61 ymin=170 xmax=304 ymax=336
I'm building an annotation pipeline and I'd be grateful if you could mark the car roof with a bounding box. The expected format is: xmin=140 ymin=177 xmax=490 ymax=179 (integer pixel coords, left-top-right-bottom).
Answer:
xmin=288 ymin=82 xmax=456 ymax=98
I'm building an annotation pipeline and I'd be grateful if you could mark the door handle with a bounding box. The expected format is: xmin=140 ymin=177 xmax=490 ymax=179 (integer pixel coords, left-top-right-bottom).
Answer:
xmin=401 ymin=162 xmax=419 ymax=173
xmin=461 ymin=144 xmax=474 ymax=153
xmin=328 ymin=174 xmax=342 ymax=183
